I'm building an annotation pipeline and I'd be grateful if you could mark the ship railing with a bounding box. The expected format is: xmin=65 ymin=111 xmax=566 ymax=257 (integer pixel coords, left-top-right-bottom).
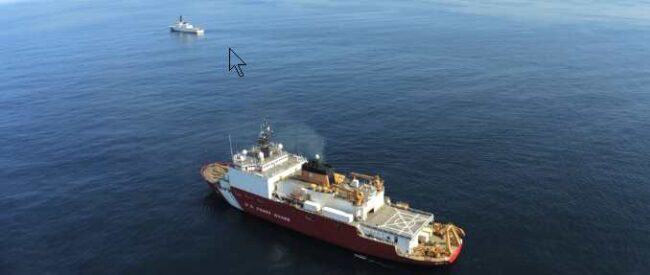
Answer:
xmin=402 ymin=206 xmax=436 ymax=219
xmin=390 ymin=202 xmax=436 ymax=219
xmin=360 ymin=223 xmax=412 ymax=239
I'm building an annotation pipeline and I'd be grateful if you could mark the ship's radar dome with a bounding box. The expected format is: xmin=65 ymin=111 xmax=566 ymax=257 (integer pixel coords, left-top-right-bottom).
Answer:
xmin=278 ymin=143 xmax=283 ymax=150
xmin=242 ymin=149 xmax=248 ymax=155
xmin=315 ymin=154 xmax=320 ymax=160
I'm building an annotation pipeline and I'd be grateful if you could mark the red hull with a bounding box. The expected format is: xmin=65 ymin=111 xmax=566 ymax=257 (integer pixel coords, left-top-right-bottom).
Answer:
xmin=228 ymin=187 xmax=461 ymax=266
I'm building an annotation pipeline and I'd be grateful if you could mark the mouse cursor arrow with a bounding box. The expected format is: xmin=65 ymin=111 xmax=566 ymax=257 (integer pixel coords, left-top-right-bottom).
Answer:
xmin=228 ymin=47 xmax=246 ymax=77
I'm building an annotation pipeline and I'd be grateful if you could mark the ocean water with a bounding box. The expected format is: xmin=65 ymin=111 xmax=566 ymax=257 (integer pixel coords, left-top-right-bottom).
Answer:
xmin=1 ymin=0 xmax=650 ymax=274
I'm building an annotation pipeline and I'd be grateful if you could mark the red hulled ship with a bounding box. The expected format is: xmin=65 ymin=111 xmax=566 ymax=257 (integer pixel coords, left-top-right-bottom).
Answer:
xmin=201 ymin=121 xmax=464 ymax=266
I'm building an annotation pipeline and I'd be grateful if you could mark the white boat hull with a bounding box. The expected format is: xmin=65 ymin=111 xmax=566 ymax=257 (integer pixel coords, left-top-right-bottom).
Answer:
xmin=169 ymin=26 xmax=204 ymax=35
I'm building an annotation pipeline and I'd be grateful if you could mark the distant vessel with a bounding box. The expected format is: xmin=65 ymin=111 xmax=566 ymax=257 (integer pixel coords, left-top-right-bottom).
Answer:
xmin=201 ymin=121 xmax=465 ymax=266
xmin=169 ymin=15 xmax=204 ymax=35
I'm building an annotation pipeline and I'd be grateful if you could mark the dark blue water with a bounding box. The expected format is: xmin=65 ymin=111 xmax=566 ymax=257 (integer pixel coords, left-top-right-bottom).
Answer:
xmin=2 ymin=0 xmax=650 ymax=274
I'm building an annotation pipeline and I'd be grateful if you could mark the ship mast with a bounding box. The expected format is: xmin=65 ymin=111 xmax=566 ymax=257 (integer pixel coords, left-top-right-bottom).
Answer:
xmin=257 ymin=120 xmax=273 ymax=157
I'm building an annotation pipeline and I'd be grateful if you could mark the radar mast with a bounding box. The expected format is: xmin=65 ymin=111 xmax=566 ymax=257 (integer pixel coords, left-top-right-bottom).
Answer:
xmin=258 ymin=120 xmax=273 ymax=157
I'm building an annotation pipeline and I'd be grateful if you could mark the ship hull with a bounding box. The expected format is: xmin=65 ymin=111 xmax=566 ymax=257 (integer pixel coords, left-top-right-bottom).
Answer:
xmin=169 ymin=26 xmax=204 ymax=35
xmin=219 ymin=186 xmax=461 ymax=266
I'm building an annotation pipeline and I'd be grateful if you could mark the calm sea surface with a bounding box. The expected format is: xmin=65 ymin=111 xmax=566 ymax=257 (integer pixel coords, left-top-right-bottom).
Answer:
xmin=1 ymin=0 xmax=649 ymax=274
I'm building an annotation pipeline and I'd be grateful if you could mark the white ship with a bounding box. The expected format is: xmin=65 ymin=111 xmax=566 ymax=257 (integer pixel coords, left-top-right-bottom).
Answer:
xmin=169 ymin=16 xmax=204 ymax=35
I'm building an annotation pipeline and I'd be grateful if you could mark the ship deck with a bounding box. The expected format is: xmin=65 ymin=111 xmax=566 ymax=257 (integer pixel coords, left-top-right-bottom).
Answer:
xmin=361 ymin=205 xmax=434 ymax=238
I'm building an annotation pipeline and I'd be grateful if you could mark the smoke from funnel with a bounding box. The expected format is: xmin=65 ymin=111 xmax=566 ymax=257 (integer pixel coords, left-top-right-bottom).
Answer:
xmin=274 ymin=123 xmax=325 ymax=160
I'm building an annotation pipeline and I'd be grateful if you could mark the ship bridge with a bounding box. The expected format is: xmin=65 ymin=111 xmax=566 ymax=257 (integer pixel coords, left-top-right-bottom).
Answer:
xmin=232 ymin=120 xmax=307 ymax=179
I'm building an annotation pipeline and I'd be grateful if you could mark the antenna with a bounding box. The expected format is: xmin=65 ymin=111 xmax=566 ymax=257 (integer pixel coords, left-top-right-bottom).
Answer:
xmin=228 ymin=135 xmax=234 ymax=160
